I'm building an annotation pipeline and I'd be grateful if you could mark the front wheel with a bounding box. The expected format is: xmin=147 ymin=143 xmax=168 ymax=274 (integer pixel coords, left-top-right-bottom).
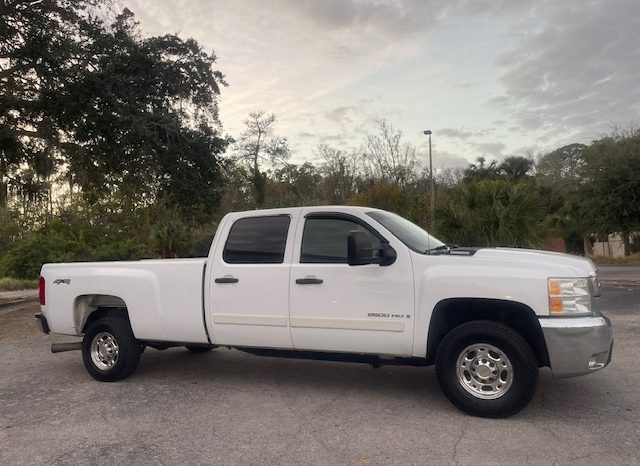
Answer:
xmin=435 ymin=320 xmax=538 ymax=418
xmin=82 ymin=316 xmax=141 ymax=382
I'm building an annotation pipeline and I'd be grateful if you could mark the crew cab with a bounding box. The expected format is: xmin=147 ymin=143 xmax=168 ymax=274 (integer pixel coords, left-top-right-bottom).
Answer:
xmin=36 ymin=206 xmax=613 ymax=418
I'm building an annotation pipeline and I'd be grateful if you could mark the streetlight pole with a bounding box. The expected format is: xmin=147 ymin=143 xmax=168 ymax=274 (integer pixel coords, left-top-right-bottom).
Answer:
xmin=423 ymin=130 xmax=434 ymax=230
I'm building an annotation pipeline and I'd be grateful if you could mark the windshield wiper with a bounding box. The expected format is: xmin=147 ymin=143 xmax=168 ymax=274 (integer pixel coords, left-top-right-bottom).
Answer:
xmin=425 ymin=244 xmax=459 ymax=254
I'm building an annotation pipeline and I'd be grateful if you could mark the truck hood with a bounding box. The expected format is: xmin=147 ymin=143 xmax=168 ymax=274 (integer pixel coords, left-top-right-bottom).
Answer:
xmin=472 ymin=248 xmax=596 ymax=277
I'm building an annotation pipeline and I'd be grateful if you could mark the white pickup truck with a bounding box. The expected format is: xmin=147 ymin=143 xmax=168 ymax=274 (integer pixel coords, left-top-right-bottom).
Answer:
xmin=36 ymin=206 xmax=613 ymax=418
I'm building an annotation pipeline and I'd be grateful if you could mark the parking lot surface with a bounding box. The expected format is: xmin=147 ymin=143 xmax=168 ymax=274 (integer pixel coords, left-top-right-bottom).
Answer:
xmin=1 ymin=284 xmax=639 ymax=465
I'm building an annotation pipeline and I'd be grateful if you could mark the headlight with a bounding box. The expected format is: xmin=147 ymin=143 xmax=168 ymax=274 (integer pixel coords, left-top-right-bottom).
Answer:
xmin=548 ymin=278 xmax=592 ymax=315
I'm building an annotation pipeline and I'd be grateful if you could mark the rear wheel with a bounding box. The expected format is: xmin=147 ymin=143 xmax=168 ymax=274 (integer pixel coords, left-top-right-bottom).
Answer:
xmin=435 ymin=320 xmax=538 ymax=418
xmin=82 ymin=316 xmax=141 ymax=382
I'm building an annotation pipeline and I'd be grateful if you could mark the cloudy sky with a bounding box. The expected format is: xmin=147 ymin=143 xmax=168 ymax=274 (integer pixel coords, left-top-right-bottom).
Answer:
xmin=125 ymin=0 xmax=639 ymax=169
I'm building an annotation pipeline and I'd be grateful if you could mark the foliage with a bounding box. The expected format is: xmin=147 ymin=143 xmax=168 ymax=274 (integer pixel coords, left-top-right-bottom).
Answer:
xmin=266 ymin=163 xmax=324 ymax=207
xmin=435 ymin=180 xmax=547 ymax=247
xmin=187 ymin=224 xmax=219 ymax=257
xmin=0 ymin=229 xmax=90 ymax=279
xmin=1 ymin=0 xmax=638 ymax=271
xmin=1 ymin=2 xmax=229 ymax=219
xmin=0 ymin=277 xmax=38 ymax=291
xmin=233 ymin=110 xmax=290 ymax=207
xmin=536 ymin=143 xmax=586 ymax=190
xmin=361 ymin=119 xmax=417 ymax=185
xmin=316 ymin=144 xmax=360 ymax=204
xmin=348 ymin=181 xmax=429 ymax=226
xmin=0 ymin=0 xmax=100 ymax=207
xmin=577 ymin=131 xmax=640 ymax=254
xmin=463 ymin=157 xmax=501 ymax=182
xmin=498 ymin=156 xmax=534 ymax=182
xmin=150 ymin=218 xmax=190 ymax=258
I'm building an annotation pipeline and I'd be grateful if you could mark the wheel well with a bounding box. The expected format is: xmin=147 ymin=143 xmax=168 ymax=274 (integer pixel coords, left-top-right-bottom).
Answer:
xmin=73 ymin=294 xmax=130 ymax=334
xmin=425 ymin=298 xmax=550 ymax=367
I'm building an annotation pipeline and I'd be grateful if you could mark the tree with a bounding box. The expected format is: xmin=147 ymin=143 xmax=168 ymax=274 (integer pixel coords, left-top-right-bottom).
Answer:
xmin=1 ymin=3 xmax=229 ymax=219
xmin=499 ymin=156 xmax=534 ymax=182
xmin=268 ymin=162 xmax=323 ymax=207
xmin=435 ymin=179 xmax=547 ymax=247
xmin=348 ymin=181 xmax=418 ymax=221
xmin=361 ymin=119 xmax=417 ymax=186
xmin=233 ymin=111 xmax=290 ymax=207
xmin=536 ymin=143 xmax=586 ymax=189
xmin=577 ymin=131 xmax=640 ymax=255
xmin=463 ymin=157 xmax=500 ymax=182
xmin=535 ymin=144 xmax=588 ymax=254
xmin=0 ymin=0 xmax=101 ymax=208
xmin=316 ymin=144 xmax=360 ymax=204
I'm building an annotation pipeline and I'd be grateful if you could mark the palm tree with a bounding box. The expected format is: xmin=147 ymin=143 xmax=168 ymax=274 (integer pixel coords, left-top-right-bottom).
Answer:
xmin=435 ymin=180 xmax=546 ymax=247
xmin=498 ymin=156 xmax=534 ymax=182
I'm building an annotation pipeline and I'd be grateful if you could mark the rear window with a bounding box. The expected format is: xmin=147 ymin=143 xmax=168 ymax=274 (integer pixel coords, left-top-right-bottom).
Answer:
xmin=223 ymin=216 xmax=291 ymax=264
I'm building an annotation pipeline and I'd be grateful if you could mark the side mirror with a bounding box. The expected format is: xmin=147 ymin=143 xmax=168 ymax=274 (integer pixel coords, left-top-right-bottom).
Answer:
xmin=347 ymin=230 xmax=375 ymax=266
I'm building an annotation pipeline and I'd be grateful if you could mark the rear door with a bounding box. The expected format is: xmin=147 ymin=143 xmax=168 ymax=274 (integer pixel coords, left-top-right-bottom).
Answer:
xmin=289 ymin=210 xmax=415 ymax=356
xmin=208 ymin=212 xmax=296 ymax=348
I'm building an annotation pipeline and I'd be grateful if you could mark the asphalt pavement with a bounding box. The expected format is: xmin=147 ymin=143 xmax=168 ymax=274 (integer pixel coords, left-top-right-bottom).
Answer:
xmin=598 ymin=264 xmax=640 ymax=283
xmin=0 ymin=280 xmax=638 ymax=465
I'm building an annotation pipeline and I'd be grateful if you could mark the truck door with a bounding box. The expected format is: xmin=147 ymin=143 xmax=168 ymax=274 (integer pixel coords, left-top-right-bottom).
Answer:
xmin=289 ymin=211 xmax=415 ymax=356
xmin=208 ymin=213 xmax=295 ymax=348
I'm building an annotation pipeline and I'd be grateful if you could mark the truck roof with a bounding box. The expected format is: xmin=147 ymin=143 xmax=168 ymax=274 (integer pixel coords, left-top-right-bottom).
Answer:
xmin=227 ymin=205 xmax=383 ymax=217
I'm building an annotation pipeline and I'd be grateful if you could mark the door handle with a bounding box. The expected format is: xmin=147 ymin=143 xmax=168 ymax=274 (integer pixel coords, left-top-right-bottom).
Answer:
xmin=295 ymin=277 xmax=323 ymax=285
xmin=215 ymin=276 xmax=239 ymax=284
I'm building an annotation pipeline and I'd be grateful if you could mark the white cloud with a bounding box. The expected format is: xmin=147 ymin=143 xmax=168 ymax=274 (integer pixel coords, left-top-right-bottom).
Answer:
xmin=123 ymin=0 xmax=639 ymax=166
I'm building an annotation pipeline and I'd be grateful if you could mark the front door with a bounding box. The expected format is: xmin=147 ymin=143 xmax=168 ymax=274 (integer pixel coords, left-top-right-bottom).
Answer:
xmin=289 ymin=211 xmax=415 ymax=356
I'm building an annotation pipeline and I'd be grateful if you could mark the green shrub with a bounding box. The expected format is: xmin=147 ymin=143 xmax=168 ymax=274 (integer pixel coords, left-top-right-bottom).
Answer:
xmin=150 ymin=220 xmax=190 ymax=258
xmin=0 ymin=231 xmax=93 ymax=279
xmin=187 ymin=224 xmax=218 ymax=257
xmin=0 ymin=277 xmax=38 ymax=291
xmin=435 ymin=180 xmax=548 ymax=247
xmin=92 ymin=239 xmax=152 ymax=262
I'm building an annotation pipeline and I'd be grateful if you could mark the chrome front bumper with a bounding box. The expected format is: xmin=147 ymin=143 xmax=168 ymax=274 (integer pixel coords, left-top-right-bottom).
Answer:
xmin=539 ymin=314 xmax=613 ymax=378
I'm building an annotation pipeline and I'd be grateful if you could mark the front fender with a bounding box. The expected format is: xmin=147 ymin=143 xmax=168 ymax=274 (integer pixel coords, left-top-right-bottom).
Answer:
xmin=412 ymin=262 xmax=549 ymax=357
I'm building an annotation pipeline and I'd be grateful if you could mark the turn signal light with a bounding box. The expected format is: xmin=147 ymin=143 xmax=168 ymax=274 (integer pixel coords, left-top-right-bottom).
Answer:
xmin=549 ymin=297 xmax=563 ymax=313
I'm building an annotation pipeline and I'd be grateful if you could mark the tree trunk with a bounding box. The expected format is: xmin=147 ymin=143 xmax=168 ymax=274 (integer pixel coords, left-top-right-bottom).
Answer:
xmin=622 ymin=231 xmax=631 ymax=256
xmin=0 ymin=180 xmax=6 ymax=210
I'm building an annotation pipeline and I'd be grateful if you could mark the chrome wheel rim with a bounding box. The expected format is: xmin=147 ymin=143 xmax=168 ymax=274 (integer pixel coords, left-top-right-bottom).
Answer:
xmin=456 ymin=343 xmax=513 ymax=399
xmin=90 ymin=332 xmax=119 ymax=371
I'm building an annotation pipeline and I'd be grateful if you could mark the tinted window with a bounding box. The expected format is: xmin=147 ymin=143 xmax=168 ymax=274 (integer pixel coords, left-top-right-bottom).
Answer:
xmin=301 ymin=217 xmax=380 ymax=263
xmin=223 ymin=216 xmax=290 ymax=264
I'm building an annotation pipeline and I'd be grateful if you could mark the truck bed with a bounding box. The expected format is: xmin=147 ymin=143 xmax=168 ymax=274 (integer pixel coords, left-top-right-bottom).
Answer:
xmin=40 ymin=258 xmax=209 ymax=343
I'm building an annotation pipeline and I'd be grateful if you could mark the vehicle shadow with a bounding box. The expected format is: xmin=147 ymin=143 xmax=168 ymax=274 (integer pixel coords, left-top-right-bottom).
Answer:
xmin=132 ymin=347 xmax=626 ymax=420
xmin=136 ymin=346 xmax=452 ymax=409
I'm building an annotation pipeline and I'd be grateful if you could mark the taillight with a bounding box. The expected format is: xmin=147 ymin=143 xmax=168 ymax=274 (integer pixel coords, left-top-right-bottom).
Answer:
xmin=39 ymin=276 xmax=45 ymax=305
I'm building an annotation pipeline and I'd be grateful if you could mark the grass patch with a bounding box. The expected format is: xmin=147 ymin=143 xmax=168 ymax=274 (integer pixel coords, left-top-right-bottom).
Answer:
xmin=0 ymin=277 xmax=38 ymax=291
xmin=588 ymin=253 xmax=640 ymax=265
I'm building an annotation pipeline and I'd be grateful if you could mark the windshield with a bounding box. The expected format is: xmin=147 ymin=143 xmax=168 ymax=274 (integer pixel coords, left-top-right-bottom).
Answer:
xmin=367 ymin=211 xmax=445 ymax=254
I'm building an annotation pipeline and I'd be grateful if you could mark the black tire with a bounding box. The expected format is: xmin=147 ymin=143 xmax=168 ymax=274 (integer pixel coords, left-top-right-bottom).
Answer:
xmin=82 ymin=316 xmax=141 ymax=382
xmin=435 ymin=320 xmax=538 ymax=418
xmin=185 ymin=345 xmax=214 ymax=353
